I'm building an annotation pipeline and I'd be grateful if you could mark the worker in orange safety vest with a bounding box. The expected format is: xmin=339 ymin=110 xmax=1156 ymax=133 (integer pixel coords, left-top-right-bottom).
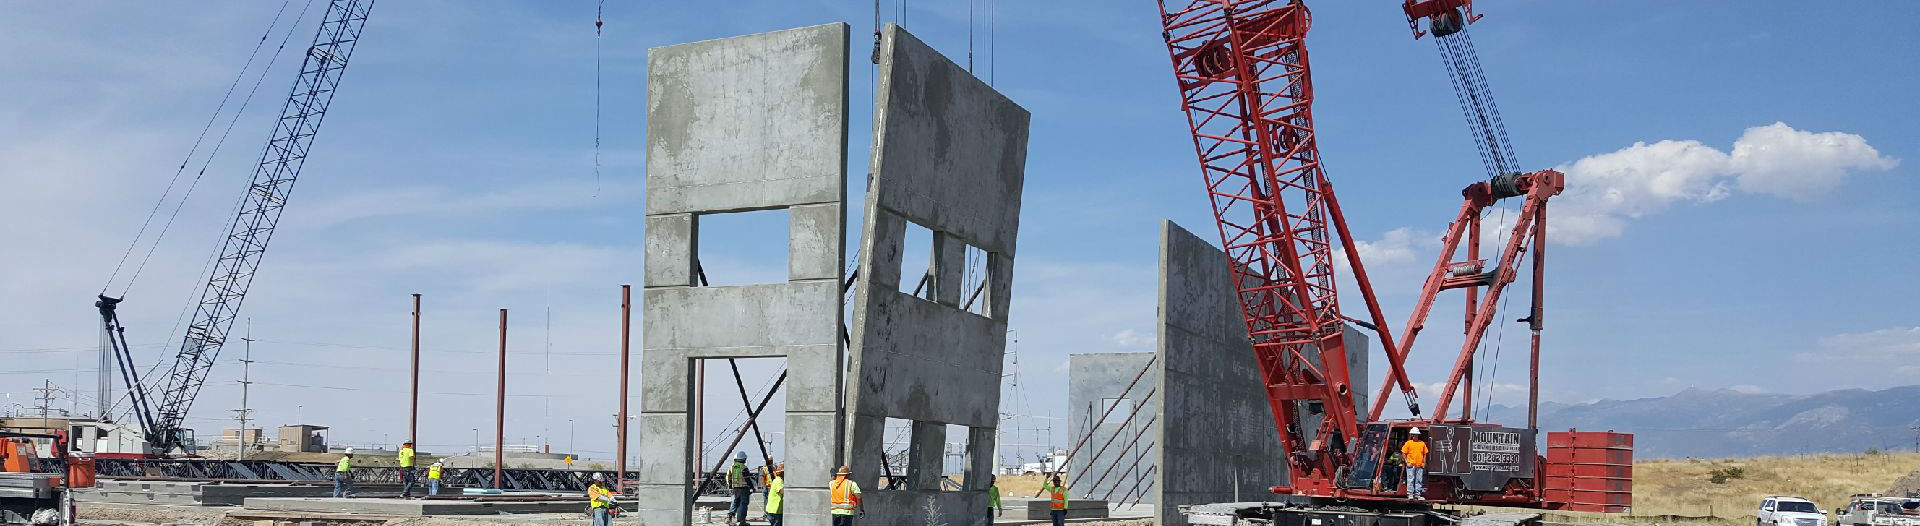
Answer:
xmin=1401 ymin=427 xmax=1430 ymax=500
xmin=829 ymin=465 xmax=862 ymax=526
xmin=1043 ymin=474 xmax=1069 ymax=526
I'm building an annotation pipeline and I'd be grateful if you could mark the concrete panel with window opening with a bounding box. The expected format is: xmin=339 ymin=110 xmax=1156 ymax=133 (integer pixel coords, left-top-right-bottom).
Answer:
xmin=844 ymin=23 xmax=1030 ymax=526
xmin=637 ymin=22 xmax=848 ymax=526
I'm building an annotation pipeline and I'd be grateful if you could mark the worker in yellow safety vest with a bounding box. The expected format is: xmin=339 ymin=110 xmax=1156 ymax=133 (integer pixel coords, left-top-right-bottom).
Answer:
xmin=587 ymin=472 xmax=617 ymax=526
xmin=830 ymin=464 xmax=862 ymax=526
xmin=988 ymin=474 xmax=1003 ymax=523
xmin=1042 ymin=474 xmax=1069 ymax=526
xmin=398 ymin=441 xmax=418 ymax=498
xmin=332 ymin=448 xmax=355 ymax=498
xmin=765 ymin=463 xmax=785 ymax=526
xmin=427 ymin=460 xmax=444 ymax=496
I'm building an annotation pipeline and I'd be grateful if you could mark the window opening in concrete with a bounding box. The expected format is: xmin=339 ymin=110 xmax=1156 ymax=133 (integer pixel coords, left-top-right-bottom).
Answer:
xmin=959 ymin=242 xmax=991 ymax=317
xmin=693 ymin=209 xmax=791 ymax=286
xmin=880 ymin=417 xmax=913 ymax=488
xmin=898 ymin=220 xmax=934 ymax=299
xmin=692 ymin=356 xmax=787 ymax=506
xmin=944 ymin=423 xmax=973 ymax=490
xmin=1100 ymin=398 xmax=1135 ymax=424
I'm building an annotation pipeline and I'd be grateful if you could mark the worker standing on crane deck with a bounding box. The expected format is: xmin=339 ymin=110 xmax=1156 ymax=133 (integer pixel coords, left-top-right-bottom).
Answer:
xmin=830 ymin=465 xmax=862 ymax=526
xmin=398 ymin=441 xmax=417 ymax=498
xmin=333 ymin=448 xmax=355 ymax=498
xmin=726 ymin=451 xmax=755 ymax=526
xmin=586 ymin=472 xmax=616 ymax=526
xmin=1401 ymin=428 xmax=1429 ymax=500
xmin=427 ymin=459 xmax=444 ymax=496
xmin=1043 ymin=474 xmax=1069 ymax=526
xmin=765 ymin=463 xmax=785 ymax=526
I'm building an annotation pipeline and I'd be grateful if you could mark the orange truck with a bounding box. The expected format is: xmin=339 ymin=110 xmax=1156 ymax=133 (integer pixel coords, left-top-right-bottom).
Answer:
xmin=1 ymin=431 xmax=92 ymax=525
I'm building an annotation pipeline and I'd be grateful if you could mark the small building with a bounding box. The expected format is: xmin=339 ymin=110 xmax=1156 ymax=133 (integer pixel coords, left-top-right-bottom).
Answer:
xmin=276 ymin=424 xmax=328 ymax=453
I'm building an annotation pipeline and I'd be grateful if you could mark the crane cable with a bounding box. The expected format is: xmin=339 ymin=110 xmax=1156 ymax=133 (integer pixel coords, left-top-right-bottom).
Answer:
xmin=101 ymin=0 xmax=313 ymax=297
xmin=593 ymin=0 xmax=604 ymax=198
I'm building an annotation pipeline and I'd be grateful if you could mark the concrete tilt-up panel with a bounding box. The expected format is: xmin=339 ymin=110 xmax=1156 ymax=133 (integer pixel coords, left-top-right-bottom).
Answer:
xmin=1067 ymin=352 xmax=1160 ymax=505
xmin=637 ymin=22 xmax=848 ymax=526
xmin=845 ymin=23 xmax=1029 ymax=526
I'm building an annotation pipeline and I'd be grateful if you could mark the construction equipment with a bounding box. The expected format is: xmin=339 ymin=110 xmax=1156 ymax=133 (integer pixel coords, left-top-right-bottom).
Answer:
xmin=1 ymin=431 xmax=91 ymax=525
xmin=1153 ymin=0 xmax=1628 ymax=522
xmin=94 ymin=0 xmax=376 ymax=456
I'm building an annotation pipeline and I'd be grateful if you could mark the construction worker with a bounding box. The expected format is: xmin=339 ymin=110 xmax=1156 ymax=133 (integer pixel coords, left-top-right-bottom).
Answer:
xmin=726 ymin=451 xmax=755 ymax=526
xmin=765 ymin=463 xmax=785 ymax=526
xmin=398 ymin=441 xmax=417 ymax=498
xmin=1042 ymin=474 xmax=1069 ymax=526
xmin=1401 ymin=428 xmax=1430 ymax=500
xmin=830 ymin=465 xmax=862 ymax=526
xmin=587 ymin=472 xmax=616 ymax=526
xmin=988 ymin=474 xmax=1002 ymax=523
xmin=427 ymin=459 xmax=444 ymax=496
xmin=333 ymin=447 xmax=355 ymax=498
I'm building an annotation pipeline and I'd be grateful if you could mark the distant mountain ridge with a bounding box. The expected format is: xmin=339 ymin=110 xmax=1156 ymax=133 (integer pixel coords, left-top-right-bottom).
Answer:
xmin=1478 ymin=385 xmax=1920 ymax=459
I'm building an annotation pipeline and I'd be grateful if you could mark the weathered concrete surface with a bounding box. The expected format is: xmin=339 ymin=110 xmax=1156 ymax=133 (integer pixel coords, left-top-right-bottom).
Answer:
xmin=1004 ymin=497 xmax=1112 ymax=520
xmin=78 ymin=481 xmax=337 ymax=506
xmin=1063 ymin=221 xmax=1369 ymax=526
xmin=639 ymin=22 xmax=849 ymax=526
xmin=1156 ymin=220 xmax=1367 ymax=526
xmin=845 ymin=23 xmax=1030 ymax=526
xmin=1067 ymin=352 xmax=1159 ymax=506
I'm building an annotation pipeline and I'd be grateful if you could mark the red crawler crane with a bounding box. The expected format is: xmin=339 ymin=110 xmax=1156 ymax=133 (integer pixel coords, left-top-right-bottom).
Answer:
xmin=1156 ymin=0 xmax=1629 ymax=521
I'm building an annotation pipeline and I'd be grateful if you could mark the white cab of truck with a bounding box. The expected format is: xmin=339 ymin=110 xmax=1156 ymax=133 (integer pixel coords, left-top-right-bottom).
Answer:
xmin=1836 ymin=494 xmax=1920 ymax=526
xmin=1760 ymin=497 xmax=1829 ymax=526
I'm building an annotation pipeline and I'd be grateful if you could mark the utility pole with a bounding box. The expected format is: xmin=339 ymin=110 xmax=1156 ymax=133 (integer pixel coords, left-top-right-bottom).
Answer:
xmin=32 ymin=380 xmax=63 ymax=422
xmin=233 ymin=319 xmax=256 ymax=461
xmin=1911 ymin=424 xmax=1919 ymax=454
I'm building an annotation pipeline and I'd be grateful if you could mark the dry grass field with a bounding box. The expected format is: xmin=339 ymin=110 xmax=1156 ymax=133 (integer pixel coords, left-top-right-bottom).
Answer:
xmin=1471 ymin=451 xmax=1920 ymax=525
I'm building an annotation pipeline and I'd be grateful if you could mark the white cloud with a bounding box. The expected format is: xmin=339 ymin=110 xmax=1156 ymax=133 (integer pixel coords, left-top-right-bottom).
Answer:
xmin=1106 ymin=328 xmax=1152 ymax=348
xmin=1797 ymin=326 xmax=1920 ymax=362
xmin=1352 ymin=227 xmax=1430 ymax=266
xmin=1727 ymin=384 xmax=1767 ymax=394
xmin=1550 ymin=122 xmax=1897 ymax=244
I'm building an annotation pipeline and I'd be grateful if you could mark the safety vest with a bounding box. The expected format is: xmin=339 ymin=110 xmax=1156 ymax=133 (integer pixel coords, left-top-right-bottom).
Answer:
xmin=336 ymin=457 xmax=351 ymax=473
xmin=588 ymin=484 xmax=611 ymax=509
xmin=765 ymin=476 xmax=784 ymax=515
xmin=989 ymin=484 xmax=1001 ymax=510
xmin=727 ymin=461 xmax=748 ymax=488
xmin=398 ymin=446 xmax=415 ymax=467
xmin=428 ymin=465 xmax=442 ymax=480
xmin=1045 ymin=482 xmax=1068 ymax=510
xmin=830 ymin=478 xmax=860 ymax=515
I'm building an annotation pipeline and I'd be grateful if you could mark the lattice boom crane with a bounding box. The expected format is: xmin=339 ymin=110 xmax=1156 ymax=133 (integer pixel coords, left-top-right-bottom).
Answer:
xmin=96 ymin=0 xmax=376 ymax=455
xmin=1155 ymin=0 xmax=1630 ymax=521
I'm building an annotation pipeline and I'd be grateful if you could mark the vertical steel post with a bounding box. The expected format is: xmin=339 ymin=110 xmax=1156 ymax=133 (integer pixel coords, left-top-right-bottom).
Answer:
xmin=495 ymin=308 xmax=508 ymax=489
xmin=1527 ymin=204 xmax=1546 ymax=433
xmin=410 ymin=294 xmax=421 ymax=448
xmin=1463 ymin=216 xmax=1480 ymax=423
xmin=617 ymin=284 xmax=632 ymax=491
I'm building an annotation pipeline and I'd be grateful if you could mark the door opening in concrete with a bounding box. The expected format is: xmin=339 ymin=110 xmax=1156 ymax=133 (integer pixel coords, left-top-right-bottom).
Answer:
xmin=898 ymin=220 xmax=934 ymax=299
xmin=944 ymin=423 xmax=974 ymax=490
xmin=694 ymin=209 xmax=791 ymax=286
xmin=692 ymin=355 xmax=787 ymax=519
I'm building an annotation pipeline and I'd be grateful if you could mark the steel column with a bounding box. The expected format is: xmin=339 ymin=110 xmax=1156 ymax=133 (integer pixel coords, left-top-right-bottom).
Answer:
xmin=617 ymin=284 xmax=631 ymax=491
xmin=494 ymin=308 xmax=507 ymax=489
xmin=409 ymin=293 xmax=420 ymax=447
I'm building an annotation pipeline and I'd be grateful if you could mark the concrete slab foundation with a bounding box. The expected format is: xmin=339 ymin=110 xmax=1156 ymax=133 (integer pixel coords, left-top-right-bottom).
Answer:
xmin=638 ymin=21 xmax=850 ymax=526
xmin=241 ymin=497 xmax=587 ymax=516
xmin=843 ymin=22 xmax=1029 ymax=526
xmin=1068 ymin=220 xmax=1369 ymax=526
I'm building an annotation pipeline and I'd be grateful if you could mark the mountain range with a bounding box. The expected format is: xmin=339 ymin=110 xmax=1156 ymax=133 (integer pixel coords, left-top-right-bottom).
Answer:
xmin=1478 ymin=385 xmax=1920 ymax=459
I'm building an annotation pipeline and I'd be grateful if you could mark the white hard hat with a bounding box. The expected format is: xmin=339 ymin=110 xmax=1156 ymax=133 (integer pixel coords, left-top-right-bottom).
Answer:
xmin=1408 ymin=428 xmax=1422 ymax=436
xmin=735 ymin=451 xmax=748 ymax=461
xmin=345 ymin=447 xmax=355 ymax=454
xmin=432 ymin=460 xmax=443 ymax=465
xmin=592 ymin=472 xmax=605 ymax=481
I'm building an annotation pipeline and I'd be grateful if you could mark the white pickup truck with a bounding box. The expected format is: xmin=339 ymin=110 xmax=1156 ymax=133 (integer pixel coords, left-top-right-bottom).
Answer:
xmin=1760 ymin=496 xmax=1829 ymax=526
xmin=1835 ymin=494 xmax=1920 ymax=526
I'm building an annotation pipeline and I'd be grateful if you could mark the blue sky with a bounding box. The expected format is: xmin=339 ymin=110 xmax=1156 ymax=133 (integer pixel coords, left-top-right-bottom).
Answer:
xmin=2 ymin=2 xmax=1914 ymax=467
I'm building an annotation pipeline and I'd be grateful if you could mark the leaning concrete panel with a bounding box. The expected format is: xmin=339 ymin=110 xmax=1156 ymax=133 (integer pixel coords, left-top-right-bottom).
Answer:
xmin=844 ymin=23 xmax=1029 ymax=526
xmin=1067 ymin=352 xmax=1160 ymax=505
xmin=639 ymin=22 xmax=848 ymax=526
xmin=1155 ymin=220 xmax=1368 ymax=526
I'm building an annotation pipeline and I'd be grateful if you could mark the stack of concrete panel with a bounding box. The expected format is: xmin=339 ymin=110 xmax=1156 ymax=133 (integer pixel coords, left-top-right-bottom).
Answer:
xmin=637 ymin=22 xmax=851 ymax=526
xmin=77 ymin=480 xmax=333 ymax=506
xmin=1068 ymin=221 xmax=1368 ymax=526
xmin=1004 ymin=497 xmax=1110 ymax=521
xmin=242 ymin=497 xmax=587 ymax=516
xmin=843 ymin=22 xmax=1029 ymax=526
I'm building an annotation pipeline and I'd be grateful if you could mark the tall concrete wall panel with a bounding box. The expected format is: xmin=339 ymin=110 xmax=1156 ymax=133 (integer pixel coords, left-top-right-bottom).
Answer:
xmin=845 ymin=23 xmax=1029 ymax=526
xmin=1067 ymin=353 xmax=1161 ymax=505
xmin=638 ymin=22 xmax=849 ymax=526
